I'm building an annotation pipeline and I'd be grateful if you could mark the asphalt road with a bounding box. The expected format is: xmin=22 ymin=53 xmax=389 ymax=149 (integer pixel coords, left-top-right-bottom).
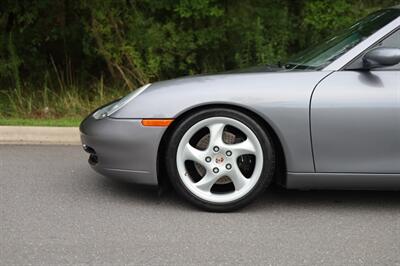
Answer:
xmin=1 ymin=145 xmax=400 ymax=265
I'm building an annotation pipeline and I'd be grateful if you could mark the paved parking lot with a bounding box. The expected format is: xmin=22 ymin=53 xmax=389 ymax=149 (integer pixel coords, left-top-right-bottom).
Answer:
xmin=1 ymin=145 xmax=399 ymax=265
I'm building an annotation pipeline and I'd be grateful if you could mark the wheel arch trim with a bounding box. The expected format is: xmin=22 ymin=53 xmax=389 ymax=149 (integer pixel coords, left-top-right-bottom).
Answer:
xmin=156 ymin=103 xmax=288 ymax=187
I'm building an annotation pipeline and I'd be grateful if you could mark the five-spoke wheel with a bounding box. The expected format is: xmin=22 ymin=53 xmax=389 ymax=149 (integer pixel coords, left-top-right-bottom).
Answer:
xmin=166 ymin=108 xmax=275 ymax=212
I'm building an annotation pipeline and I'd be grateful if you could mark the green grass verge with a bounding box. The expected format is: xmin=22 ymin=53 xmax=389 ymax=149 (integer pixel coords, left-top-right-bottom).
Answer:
xmin=0 ymin=117 xmax=82 ymax=127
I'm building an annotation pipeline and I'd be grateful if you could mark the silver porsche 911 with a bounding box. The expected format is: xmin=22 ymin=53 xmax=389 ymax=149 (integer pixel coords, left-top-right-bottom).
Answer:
xmin=81 ymin=7 xmax=400 ymax=211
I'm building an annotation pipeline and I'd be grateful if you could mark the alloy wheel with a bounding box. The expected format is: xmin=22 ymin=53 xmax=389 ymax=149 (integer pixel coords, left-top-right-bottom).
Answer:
xmin=176 ymin=117 xmax=264 ymax=203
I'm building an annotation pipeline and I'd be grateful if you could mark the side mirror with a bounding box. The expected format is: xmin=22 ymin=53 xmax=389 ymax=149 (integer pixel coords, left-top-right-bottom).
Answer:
xmin=363 ymin=47 xmax=400 ymax=69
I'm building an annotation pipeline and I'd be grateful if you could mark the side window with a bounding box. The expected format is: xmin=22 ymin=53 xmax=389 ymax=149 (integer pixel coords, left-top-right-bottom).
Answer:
xmin=346 ymin=29 xmax=400 ymax=70
xmin=370 ymin=29 xmax=400 ymax=70
xmin=378 ymin=29 xmax=400 ymax=49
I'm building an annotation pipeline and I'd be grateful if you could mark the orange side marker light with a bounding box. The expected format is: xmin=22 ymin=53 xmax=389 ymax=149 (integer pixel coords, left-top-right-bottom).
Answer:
xmin=141 ymin=119 xmax=174 ymax=127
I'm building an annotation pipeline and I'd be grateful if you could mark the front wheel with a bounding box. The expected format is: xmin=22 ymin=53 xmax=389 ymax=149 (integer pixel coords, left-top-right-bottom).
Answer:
xmin=166 ymin=108 xmax=275 ymax=212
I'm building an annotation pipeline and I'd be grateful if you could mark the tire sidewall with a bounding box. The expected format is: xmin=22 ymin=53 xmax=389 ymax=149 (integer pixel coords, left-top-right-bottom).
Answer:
xmin=166 ymin=108 xmax=275 ymax=212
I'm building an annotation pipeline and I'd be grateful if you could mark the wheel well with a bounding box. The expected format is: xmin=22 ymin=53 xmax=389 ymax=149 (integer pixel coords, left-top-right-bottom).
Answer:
xmin=156 ymin=104 xmax=287 ymax=188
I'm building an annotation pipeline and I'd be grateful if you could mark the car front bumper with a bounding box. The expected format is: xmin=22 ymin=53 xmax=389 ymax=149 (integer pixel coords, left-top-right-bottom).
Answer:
xmin=80 ymin=115 xmax=167 ymax=185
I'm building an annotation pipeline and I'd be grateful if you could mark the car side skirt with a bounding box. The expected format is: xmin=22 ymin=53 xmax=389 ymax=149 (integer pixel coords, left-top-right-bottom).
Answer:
xmin=287 ymin=172 xmax=400 ymax=190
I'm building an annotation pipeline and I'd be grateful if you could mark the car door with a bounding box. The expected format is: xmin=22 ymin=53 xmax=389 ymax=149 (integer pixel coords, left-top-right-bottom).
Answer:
xmin=311 ymin=29 xmax=400 ymax=173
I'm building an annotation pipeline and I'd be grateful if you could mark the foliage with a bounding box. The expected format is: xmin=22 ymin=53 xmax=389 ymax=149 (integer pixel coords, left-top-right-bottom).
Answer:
xmin=0 ymin=0 xmax=398 ymax=119
xmin=0 ymin=117 xmax=81 ymax=127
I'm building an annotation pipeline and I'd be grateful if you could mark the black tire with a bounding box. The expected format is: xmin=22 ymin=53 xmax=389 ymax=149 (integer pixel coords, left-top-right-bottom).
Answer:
xmin=165 ymin=108 xmax=276 ymax=212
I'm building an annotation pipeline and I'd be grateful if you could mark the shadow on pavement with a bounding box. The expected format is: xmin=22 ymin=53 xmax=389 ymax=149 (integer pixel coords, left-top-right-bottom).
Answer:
xmin=90 ymin=173 xmax=400 ymax=212
xmin=250 ymin=186 xmax=400 ymax=212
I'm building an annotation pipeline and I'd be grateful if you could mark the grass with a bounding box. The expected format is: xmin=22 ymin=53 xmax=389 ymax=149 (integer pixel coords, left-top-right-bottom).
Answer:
xmin=0 ymin=117 xmax=82 ymax=127
xmin=0 ymin=61 xmax=134 ymax=127
xmin=0 ymin=83 xmax=126 ymax=127
xmin=0 ymin=72 xmax=130 ymax=127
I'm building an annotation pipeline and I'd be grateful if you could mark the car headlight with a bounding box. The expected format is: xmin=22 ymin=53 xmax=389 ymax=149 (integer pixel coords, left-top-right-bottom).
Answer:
xmin=93 ymin=83 xmax=151 ymax=119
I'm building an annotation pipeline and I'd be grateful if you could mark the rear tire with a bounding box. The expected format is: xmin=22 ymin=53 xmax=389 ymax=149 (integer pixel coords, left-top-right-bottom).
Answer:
xmin=165 ymin=108 xmax=275 ymax=212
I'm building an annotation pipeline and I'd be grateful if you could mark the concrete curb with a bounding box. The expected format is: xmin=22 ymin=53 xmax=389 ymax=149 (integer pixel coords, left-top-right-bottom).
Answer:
xmin=0 ymin=126 xmax=80 ymax=145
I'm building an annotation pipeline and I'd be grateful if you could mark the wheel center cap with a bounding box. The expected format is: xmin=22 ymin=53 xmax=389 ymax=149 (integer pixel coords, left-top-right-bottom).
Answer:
xmin=215 ymin=154 xmax=225 ymax=164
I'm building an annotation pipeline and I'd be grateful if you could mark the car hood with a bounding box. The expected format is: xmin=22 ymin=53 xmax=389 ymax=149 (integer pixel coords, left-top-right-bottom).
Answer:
xmin=111 ymin=70 xmax=332 ymax=119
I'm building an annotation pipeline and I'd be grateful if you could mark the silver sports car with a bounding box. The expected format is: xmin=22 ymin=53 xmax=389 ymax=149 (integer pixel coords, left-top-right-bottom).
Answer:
xmin=81 ymin=7 xmax=400 ymax=211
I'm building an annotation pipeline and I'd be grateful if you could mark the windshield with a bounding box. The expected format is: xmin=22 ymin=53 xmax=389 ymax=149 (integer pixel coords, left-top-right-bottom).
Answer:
xmin=285 ymin=8 xmax=400 ymax=70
